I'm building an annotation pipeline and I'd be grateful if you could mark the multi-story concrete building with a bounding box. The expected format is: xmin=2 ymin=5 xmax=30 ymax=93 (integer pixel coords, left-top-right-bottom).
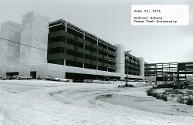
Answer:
xmin=47 ymin=19 xmax=118 ymax=81
xmin=0 ymin=11 xmax=144 ymax=81
xmin=125 ymin=51 xmax=143 ymax=76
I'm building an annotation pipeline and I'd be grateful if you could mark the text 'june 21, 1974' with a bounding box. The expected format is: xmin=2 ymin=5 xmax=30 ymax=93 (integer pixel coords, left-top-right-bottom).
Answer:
xmin=131 ymin=5 xmax=189 ymax=26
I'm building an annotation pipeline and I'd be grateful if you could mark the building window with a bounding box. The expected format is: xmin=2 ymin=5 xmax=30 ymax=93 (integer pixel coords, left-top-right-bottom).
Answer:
xmin=66 ymin=60 xmax=83 ymax=68
xmin=98 ymin=42 xmax=107 ymax=49
xmin=66 ymin=38 xmax=84 ymax=48
xmin=85 ymin=35 xmax=97 ymax=44
xmin=49 ymin=24 xmax=66 ymax=32
xmin=67 ymin=27 xmax=83 ymax=38
xmin=108 ymin=46 xmax=116 ymax=53
xmin=98 ymin=49 xmax=107 ymax=56
xmin=85 ymin=45 xmax=97 ymax=52
xmin=84 ymin=54 xmax=97 ymax=61
xmin=66 ymin=49 xmax=83 ymax=58
xmin=49 ymin=36 xmax=65 ymax=43
xmin=84 ymin=63 xmax=97 ymax=69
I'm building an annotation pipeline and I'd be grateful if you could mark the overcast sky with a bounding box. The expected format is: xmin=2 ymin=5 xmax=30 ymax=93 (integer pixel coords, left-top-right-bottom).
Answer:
xmin=0 ymin=0 xmax=193 ymax=63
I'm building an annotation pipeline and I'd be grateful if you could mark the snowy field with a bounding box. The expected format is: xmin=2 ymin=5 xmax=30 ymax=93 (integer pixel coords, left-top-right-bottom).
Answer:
xmin=0 ymin=80 xmax=193 ymax=125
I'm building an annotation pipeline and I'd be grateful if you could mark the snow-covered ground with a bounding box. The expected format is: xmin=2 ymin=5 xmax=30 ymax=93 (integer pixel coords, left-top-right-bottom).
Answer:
xmin=0 ymin=80 xmax=193 ymax=125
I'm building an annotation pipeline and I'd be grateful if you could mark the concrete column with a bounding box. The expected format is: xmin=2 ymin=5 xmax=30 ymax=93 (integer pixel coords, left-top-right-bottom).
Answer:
xmin=96 ymin=38 xmax=98 ymax=45
xmin=82 ymin=63 xmax=84 ymax=68
xmin=65 ymin=21 xmax=67 ymax=32
xmin=83 ymin=32 xmax=85 ymax=39
xmin=64 ymin=72 xmax=66 ymax=79
xmin=115 ymin=44 xmax=125 ymax=80
xmin=139 ymin=57 xmax=144 ymax=80
xmin=64 ymin=59 xmax=66 ymax=65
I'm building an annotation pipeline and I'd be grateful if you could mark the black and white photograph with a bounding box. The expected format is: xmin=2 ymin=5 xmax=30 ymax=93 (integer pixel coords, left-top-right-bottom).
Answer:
xmin=0 ymin=0 xmax=193 ymax=125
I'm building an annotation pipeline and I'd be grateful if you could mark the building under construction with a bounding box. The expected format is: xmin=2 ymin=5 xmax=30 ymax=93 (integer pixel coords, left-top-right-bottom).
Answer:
xmin=145 ymin=62 xmax=193 ymax=82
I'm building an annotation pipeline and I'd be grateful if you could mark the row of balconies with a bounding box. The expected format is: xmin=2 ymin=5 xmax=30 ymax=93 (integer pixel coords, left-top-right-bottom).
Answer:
xmin=126 ymin=68 xmax=140 ymax=72
xmin=47 ymin=58 xmax=116 ymax=72
xmin=49 ymin=22 xmax=116 ymax=53
xmin=125 ymin=62 xmax=140 ymax=67
xmin=48 ymin=42 xmax=116 ymax=62
xmin=125 ymin=53 xmax=140 ymax=63
xmin=125 ymin=71 xmax=140 ymax=76
xmin=48 ymin=45 xmax=116 ymax=61
xmin=48 ymin=32 xmax=116 ymax=58
xmin=48 ymin=52 xmax=116 ymax=67
xmin=65 ymin=59 xmax=116 ymax=72
xmin=125 ymin=59 xmax=140 ymax=64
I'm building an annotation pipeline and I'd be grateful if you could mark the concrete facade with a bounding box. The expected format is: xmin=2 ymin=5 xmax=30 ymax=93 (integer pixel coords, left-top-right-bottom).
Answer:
xmin=48 ymin=19 xmax=117 ymax=73
xmin=1 ymin=21 xmax=21 ymax=67
xmin=0 ymin=34 xmax=8 ymax=77
xmin=20 ymin=11 xmax=49 ymax=66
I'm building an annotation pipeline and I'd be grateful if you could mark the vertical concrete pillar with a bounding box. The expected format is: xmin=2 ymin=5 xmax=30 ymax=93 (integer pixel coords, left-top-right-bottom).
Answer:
xmin=64 ymin=59 xmax=66 ymax=65
xmin=65 ymin=21 xmax=67 ymax=32
xmin=139 ymin=57 xmax=144 ymax=80
xmin=115 ymin=44 xmax=125 ymax=80
xmin=83 ymin=32 xmax=85 ymax=40
xmin=82 ymin=63 xmax=85 ymax=68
